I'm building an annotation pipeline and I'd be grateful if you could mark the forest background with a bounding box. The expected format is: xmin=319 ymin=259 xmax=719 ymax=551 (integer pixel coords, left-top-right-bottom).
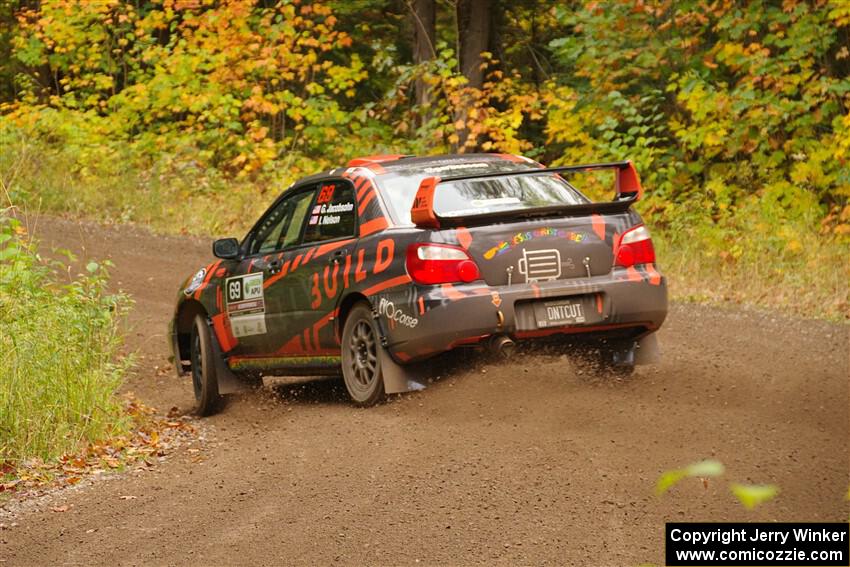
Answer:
xmin=1 ymin=0 xmax=848 ymax=320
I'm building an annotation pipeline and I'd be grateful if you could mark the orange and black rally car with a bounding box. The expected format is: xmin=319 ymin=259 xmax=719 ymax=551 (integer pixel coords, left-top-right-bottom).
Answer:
xmin=171 ymin=153 xmax=667 ymax=413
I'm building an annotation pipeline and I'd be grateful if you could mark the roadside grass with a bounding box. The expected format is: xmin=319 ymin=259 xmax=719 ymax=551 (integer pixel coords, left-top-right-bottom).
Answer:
xmin=0 ymin=115 xmax=296 ymax=236
xmin=655 ymin=224 xmax=849 ymax=322
xmin=2 ymin=130 xmax=847 ymax=322
xmin=0 ymin=213 xmax=132 ymax=468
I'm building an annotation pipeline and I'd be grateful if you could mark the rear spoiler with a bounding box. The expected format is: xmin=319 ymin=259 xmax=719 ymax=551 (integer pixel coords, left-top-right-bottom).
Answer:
xmin=410 ymin=160 xmax=642 ymax=229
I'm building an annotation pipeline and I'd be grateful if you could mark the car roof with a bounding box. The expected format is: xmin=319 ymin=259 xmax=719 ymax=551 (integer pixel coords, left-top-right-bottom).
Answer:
xmin=291 ymin=153 xmax=540 ymax=188
xmin=353 ymin=153 xmax=538 ymax=176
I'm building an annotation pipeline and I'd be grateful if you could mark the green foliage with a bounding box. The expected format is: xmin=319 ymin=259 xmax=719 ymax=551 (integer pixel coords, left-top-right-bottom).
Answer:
xmin=546 ymin=1 xmax=849 ymax=230
xmin=0 ymin=213 xmax=131 ymax=466
xmin=543 ymin=1 xmax=850 ymax=319
xmin=5 ymin=0 xmax=384 ymax=176
xmin=0 ymin=1 xmax=847 ymax=318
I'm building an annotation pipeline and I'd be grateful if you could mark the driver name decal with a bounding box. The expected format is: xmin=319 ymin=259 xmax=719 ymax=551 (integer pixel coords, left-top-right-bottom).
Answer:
xmin=310 ymin=202 xmax=354 ymax=226
xmin=225 ymin=273 xmax=267 ymax=337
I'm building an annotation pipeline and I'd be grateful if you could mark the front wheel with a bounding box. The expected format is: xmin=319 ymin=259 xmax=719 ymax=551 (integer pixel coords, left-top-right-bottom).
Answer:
xmin=341 ymin=303 xmax=386 ymax=406
xmin=190 ymin=314 xmax=222 ymax=416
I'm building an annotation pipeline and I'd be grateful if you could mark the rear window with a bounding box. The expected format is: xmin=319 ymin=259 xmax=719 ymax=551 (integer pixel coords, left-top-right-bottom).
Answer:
xmin=380 ymin=172 xmax=589 ymax=225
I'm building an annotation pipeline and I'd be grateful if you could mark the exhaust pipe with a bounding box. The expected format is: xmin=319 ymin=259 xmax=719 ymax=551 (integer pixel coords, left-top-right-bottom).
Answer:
xmin=488 ymin=335 xmax=516 ymax=358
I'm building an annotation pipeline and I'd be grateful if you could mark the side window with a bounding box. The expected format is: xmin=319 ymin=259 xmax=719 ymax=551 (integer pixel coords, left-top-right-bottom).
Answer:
xmin=250 ymin=190 xmax=315 ymax=255
xmin=302 ymin=181 xmax=357 ymax=243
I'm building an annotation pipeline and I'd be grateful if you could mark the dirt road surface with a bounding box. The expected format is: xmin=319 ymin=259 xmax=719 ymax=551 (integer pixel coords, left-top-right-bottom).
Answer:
xmin=2 ymin=217 xmax=848 ymax=566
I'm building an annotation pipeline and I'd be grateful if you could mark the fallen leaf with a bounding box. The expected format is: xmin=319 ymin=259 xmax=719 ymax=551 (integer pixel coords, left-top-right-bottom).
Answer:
xmin=51 ymin=505 xmax=69 ymax=513
xmin=656 ymin=459 xmax=725 ymax=495
xmin=730 ymin=483 xmax=779 ymax=509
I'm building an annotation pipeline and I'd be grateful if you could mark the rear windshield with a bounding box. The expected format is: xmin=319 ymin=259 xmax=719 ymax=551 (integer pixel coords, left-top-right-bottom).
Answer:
xmin=379 ymin=172 xmax=590 ymax=225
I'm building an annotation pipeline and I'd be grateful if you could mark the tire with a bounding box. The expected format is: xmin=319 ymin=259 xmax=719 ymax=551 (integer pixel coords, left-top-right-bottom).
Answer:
xmin=190 ymin=314 xmax=222 ymax=416
xmin=341 ymin=303 xmax=386 ymax=406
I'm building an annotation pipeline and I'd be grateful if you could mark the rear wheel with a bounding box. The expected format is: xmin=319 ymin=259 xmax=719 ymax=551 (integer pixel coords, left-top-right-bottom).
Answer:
xmin=190 ymin=314 xmax=222 ymax=416
xmin=341 ymin=303 xmax=386 ymax=406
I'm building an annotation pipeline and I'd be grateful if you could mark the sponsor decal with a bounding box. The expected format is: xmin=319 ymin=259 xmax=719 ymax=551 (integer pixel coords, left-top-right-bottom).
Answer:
xmin=483 ymin=228 xmax=588 ymax=260
xmin=183 ymin=267 xmax=207 ymax=295
xmin=225 ymin=273 xmax=267 ymax=337
xmin=378 ymin=298 xmax=419 ymax=328
xmin=517 ymin=248 xmax=562 ymax=283
xmin=412 ymin=195 xmax=429 ymax=209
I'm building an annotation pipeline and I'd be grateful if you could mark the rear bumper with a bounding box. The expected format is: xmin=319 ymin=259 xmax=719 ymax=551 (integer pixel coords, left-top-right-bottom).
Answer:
xmin=376 ymin=266 xmax=668 ymax=363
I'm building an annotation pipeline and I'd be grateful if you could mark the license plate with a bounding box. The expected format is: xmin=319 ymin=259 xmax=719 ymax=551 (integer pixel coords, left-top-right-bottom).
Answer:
xmin=533 ymin=297 xmax=595 ymax=328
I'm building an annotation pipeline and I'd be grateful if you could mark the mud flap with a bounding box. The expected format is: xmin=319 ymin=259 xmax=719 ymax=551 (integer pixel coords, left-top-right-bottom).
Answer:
xmin=206 ymin=319 xmax=252 ymax=395
xmin=609 ymin=341 xmax=636 ymax=367
xmin=635 ymin=332 xmax=661 ymax=365
xmin=379 ymin=347 xmax=427 ymax=395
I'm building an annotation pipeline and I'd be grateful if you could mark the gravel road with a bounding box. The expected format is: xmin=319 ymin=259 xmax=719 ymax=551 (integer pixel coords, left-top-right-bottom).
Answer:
xmin=2 ymin=217 xmax=847 ymax=566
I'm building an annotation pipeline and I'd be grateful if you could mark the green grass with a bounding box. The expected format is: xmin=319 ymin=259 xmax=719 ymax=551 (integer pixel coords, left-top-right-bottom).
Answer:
xmin=0 ymin=216 xmax=132 ymax=466
xmin=654 ymin=222 xmax=849 ymax=322
xmin=0 ymin=113 xmax=297 ymax=237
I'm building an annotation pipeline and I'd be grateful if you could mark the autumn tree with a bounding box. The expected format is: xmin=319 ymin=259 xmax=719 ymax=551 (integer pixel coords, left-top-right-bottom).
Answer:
xmin=457 ymin=0 xmax=490 ymax=90
xmin=409 ymin=0 xmax=436 ymax=122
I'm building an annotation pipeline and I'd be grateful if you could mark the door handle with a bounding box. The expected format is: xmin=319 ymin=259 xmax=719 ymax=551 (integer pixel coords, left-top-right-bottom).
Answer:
xmin=329 ymin=248 xmax=349 ymax=264
xmin=267 ymin=258 xmax=282 ymax=274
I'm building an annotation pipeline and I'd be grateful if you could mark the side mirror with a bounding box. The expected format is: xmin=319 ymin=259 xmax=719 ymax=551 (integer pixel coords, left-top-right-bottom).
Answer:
xmin=213 ymin=238 xmax=240 ymax=260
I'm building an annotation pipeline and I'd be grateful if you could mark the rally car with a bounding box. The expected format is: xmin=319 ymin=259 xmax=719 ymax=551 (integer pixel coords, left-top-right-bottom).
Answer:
xmin=171 ymin=153 xmax=667 ymax=414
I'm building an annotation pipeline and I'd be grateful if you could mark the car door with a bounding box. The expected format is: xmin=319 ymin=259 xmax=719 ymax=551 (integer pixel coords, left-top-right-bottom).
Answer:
xmin=225 ymin=187 xmax=316 ymax=357
xmin=297 ymin=179 xmax=359 ymax=355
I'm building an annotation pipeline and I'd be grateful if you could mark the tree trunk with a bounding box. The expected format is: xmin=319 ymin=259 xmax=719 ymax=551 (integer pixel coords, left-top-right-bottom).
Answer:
xmin=455 ymin=0 xmax=491 ymax=150
xmin=458 ymin=0 xmax=490 ymax=90
xmin=411 ymin=0 xmax=436 ymax=124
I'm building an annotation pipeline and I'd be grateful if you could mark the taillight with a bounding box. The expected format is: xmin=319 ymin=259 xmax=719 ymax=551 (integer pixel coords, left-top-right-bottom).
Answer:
xmin=615 ymin=225 xmax=655 ymax=267
xmin=406 ymin=243 xmax=481 ymax=285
